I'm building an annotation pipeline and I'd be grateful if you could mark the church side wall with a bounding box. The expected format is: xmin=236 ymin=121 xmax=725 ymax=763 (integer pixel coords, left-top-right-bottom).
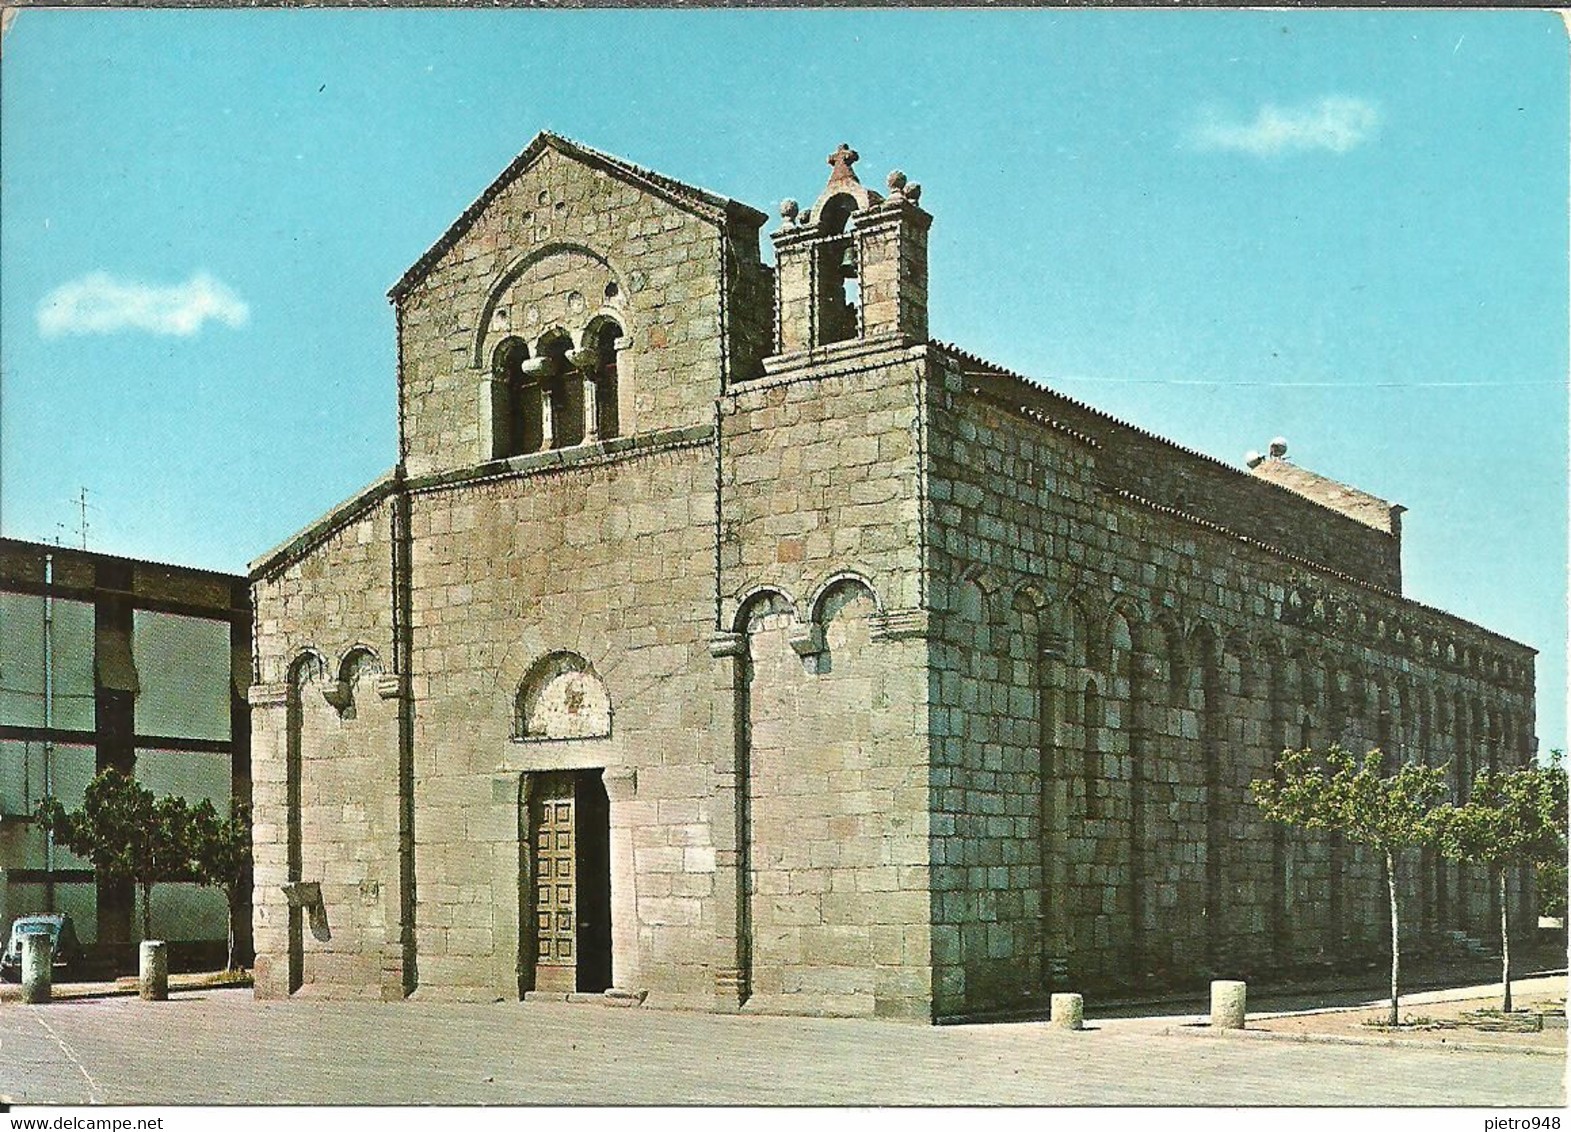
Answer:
xmin=250 ymin=503 xmax=402 ymax=1000
xmin=965 ymin=371 xmax=1403 ymax=591
xmin=926 ymin=354 xmax=1536 ymax=1014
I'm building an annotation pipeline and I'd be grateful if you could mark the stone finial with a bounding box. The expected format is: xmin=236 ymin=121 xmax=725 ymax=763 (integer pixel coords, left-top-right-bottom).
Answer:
xmin=827 ymin=143 xmax=861 ymax=185
xmin=1268 ymin=436 xmax=1288 ymax=459
xmin=780 ymin=198 xmax=800 ymax=223
xmin=886 ymin=169 xmax=924 ymax=207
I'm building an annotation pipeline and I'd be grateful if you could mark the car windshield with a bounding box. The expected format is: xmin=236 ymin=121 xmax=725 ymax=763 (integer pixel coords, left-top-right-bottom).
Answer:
xmin=17 ymin=924 xmax=52 ymax=934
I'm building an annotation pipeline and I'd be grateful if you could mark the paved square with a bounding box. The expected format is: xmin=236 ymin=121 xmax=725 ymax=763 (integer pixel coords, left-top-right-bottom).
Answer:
xmin=0 ymin=989 xmax=1562 ymax=1106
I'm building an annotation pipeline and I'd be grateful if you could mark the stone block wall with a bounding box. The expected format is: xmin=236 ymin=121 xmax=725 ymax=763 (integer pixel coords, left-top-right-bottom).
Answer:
xmin=924 ymin=356 xmax=1102 ymax=1015
xmin=957 ymin=362 xmax=1403 ymax=591
xmin=923 ymin=348 xmax=1536 ymax=1013
xmin=395 ymin=141 xmax=767 ymax=478
xmin=724 ymin=213 xmax=773 ymax=387
xmin=402 ymin=438 xmax=719 ymax=1004
xmin=250 ymin=495 xmax=403 ymax=1000
xmin=740 ymin=591 xmax=930 ymax=1016
xmin=718 ymin=345 xmax=933 ymax=1018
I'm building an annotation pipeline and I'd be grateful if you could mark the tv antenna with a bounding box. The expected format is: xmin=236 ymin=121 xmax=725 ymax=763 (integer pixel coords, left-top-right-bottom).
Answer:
xmin=63 ymin=486 xmax=96 ymax=550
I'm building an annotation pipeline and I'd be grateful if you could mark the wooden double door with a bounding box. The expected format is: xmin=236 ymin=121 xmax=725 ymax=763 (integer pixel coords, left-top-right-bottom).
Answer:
xmin=530 ymin=770 xmax=612 ymax=994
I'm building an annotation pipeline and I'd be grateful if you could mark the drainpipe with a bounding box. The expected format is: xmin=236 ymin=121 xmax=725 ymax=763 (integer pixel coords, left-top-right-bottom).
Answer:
xmin=43 ymin=552 xmax=55 ymax=912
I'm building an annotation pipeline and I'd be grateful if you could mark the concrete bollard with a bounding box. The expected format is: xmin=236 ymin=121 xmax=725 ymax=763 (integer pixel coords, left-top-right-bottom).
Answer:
xmin=1050 ymin=992 xmax=1085 ymax=1030
xmin=1211 ymin=979 xmax=1247 ymax=1029
xmin=21 ymin=935 xmax=52 ymax=1004
xmin=139 ymin=940 xmax=168 ymax=1002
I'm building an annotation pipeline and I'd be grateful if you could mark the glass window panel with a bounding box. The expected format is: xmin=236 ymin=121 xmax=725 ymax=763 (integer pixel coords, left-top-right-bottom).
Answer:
xmin=0 ymin=742 xmax=95 ymax=869
xmin=134 ymin=748 xmax=231 ymax=809
xmin=0 ymin=593 xmax=95 ymax=731
xmin=133 ymin=611 xmax=231 ymax=741
xmin=136 ymin=881 xmax=226 ymax=943
xmin=0 ymin=881 xmax=97 ymax=944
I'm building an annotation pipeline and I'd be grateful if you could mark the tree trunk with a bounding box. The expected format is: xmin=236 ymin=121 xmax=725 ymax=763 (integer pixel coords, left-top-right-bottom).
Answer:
xmin=1386 ymin=849 xmax=1400 ymax=1027
xmin=225 ymin=887 xmax=237 ymax=974
xmin=139 ymin=882 xmax=152 ymax=941
xmin=1499 ymin=868 xmax=1513 ymax=1013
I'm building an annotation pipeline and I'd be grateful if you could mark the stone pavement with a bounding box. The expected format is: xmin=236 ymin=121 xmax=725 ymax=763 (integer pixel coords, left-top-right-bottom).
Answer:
xmin=0 ymin=988 xmax=1562 ymax=1107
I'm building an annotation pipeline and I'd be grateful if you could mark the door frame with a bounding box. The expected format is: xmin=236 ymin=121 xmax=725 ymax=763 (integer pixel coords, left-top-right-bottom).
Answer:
xmin=515 ymin=765 xmax=615 ymax=996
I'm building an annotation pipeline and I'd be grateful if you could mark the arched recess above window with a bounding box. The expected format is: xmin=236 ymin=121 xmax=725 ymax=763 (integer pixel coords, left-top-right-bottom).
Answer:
xmin=514 ymin=652 xmax=611 ymax=741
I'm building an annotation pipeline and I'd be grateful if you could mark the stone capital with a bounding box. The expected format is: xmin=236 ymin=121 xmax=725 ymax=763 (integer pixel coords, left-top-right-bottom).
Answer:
xmin=788 ymin=623 xmax=825 ymax=658
xmin=708 ymin=630 xmax=747 ymax=659
xmin=322 ymin=678 xmax=353 ymax=713
xmin=869 ymin=607 xmax=930 ymax=642
xmin=248 ymin=682 xmax=289 ymax=708
xmin=1038 ymin=633 xmax=1069 ymax=662
xmin=602 ymin=765 xmax=637 ymax=803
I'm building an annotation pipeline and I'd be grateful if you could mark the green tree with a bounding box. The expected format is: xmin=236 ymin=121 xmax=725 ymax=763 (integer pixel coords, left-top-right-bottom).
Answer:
xmin=1432 ymin=751 xmax=1568 ymax=1012
xmin=1537 ymin=858 xmax=1566 ymax=920
xmin=188 ymin=798 xmax=252 ymax=972
xmin=1251 ymin=745 xmax=1448 ymax=1026
xmin=36 ymin=768 xmax=196 ymax=941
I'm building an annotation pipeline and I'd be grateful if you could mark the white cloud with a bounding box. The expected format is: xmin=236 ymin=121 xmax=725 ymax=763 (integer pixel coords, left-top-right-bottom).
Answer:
xmin=37 ymin=271 xmax=250 ymax=338
xmin=1192 ymin=96 xmax=1380 ymax=157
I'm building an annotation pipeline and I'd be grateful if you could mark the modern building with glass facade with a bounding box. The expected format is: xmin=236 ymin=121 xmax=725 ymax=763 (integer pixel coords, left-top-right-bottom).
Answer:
xmin=0 ymin=537 xmax=251 ymax=970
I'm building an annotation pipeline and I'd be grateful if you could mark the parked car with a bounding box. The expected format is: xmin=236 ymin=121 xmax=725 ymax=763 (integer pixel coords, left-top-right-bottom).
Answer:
xmin=0 ymin=913 xmax=82 ymax=983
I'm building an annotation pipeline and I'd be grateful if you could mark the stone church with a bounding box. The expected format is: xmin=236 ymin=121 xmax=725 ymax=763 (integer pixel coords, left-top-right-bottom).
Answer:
xmin=248 ymin=133 xmax=1537 ymax=1020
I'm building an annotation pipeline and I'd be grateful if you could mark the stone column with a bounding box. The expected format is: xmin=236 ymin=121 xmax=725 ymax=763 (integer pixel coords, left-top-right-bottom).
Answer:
xmin=490 ymin=770 xmax=525 ymax=1001
xmin=582 ymin=374 xmax=600 ymax=444
xmin=1127 ymin=650 xmax=1160 ymax=981
xmin=1266 ymin=663 xmax=1291 ymax=965
xmin=568 ymin=345 xmax=601 ymax=446
xmin=538 ymin=384 xmax=555 ymax=452
xmin=603 ymin=766 xmax=641 ymax=994
xmin=377 ymin=673 xmax=410 ymax=1001
xmin=708 ymin=629 xmax=750 ymax=1010
xmin=481 ymin=375 xmax=509 ymax=459
xmin=613 ymin=334 xmax=633 ymax=438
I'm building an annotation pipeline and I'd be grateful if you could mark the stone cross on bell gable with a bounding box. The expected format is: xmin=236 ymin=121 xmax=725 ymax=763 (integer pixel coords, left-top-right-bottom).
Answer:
xmin=826 ymin=143 xmax=861 ymax=185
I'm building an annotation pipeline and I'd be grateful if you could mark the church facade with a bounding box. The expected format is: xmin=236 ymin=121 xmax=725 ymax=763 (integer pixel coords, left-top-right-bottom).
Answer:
xmin=248 ymin=134 xmax=1537 ymax=1020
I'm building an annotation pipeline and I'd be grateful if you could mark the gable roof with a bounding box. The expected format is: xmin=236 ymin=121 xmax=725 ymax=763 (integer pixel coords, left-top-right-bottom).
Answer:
xmin=388 ymin=131 xmax=769 ymax=303
xmin=933 ymin=340 xmax=1402 ymax=537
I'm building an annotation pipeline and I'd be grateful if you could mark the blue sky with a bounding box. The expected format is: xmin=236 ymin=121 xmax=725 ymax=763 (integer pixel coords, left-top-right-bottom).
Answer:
xmin=1 ymin=10 xmax=1565 ymax=748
